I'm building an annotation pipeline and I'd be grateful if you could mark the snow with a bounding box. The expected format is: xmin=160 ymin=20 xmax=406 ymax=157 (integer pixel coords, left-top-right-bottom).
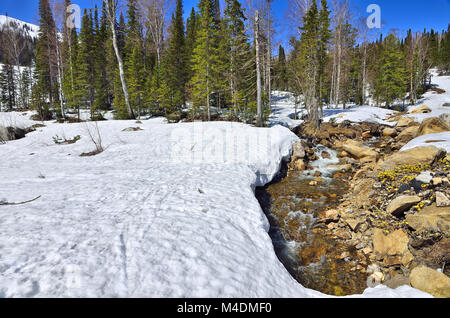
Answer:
xmin=406 ymin=70 xmax=450 ymax=123
xmin=322 ymin=106 xmax=398 ymax=126
xmin=0 ymin=112 xmax=431 ymax=297
xmin=0 ymin=15 xmax=39 ymax=39
xmin=401 ymin=132 xmax=450 ymax=153
xmin=269 ymin=91 xmax=304 ymax=129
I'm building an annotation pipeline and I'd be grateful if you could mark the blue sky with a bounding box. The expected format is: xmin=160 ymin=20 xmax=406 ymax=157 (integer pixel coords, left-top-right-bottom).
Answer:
xmin=2 ymin=0 xmax=449 ymax=44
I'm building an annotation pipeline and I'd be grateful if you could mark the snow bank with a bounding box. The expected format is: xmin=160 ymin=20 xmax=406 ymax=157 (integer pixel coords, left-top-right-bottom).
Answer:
xmin=0 ymin=115 xmax=430 ymax=297
xmin=401 ymin=131 xmax=450 ymax=153
xmin=406 ymin=71 xmax=450 ymax=123
xmin=323 ymin=106 xmax=397 ymax=126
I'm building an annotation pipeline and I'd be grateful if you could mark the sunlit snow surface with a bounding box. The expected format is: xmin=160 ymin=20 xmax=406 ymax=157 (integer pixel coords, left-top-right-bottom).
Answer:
xmin=0 ymin=115 xmax=431 ymax=297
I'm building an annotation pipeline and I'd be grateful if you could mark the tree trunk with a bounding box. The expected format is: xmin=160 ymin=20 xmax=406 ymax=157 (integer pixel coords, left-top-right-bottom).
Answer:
xmin=255 ymin=11 xmax=263 ymax=127
xmin=105 ymin=0 xmax=135 ymax=119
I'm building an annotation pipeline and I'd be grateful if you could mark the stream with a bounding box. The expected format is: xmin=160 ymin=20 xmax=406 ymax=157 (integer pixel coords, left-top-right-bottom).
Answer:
xmin=256 ymin=145 xmax=368 ymax=296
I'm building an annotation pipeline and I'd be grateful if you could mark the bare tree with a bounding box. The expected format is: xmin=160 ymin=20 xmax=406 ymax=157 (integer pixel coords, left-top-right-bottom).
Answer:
xmin=104 ymin=0 xmax=135 ymax=119
xmin=139 ymin=0 xmax=168 ymax=68
xmin=406 ymin=32 xmax=431 ymax=104
xmin=254 ymin=11 xmax=263 ymax=127
xmin=329 ymin=0 xmax=351 ymax=108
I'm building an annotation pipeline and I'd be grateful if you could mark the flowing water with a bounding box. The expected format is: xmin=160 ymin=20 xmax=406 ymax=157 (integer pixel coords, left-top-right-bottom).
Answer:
xmin=256 ymin=145 xmax=368 ymax=296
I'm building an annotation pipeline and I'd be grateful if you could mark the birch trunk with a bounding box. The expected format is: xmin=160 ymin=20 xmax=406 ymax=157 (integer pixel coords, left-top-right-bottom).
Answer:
xmin=105 ymin=0 xmax=135 ymax=119
xmin=255 ymin=11 xmax=263 ymax=127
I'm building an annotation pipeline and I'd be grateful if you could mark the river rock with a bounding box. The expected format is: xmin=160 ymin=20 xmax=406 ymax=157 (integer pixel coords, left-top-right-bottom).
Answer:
xmin=435 ymin=191 xmax=450 ymax=207
xmin=382 ymin=127 xmax=397 ymax=137
xmin=321 ymin=209 xmax=339 ymax=223
xmin=383 ymin=275 xmax=410 ymax=289
xmin=410 ymin=265 xmax=450 ymax=298
xmin=328 ymin=164 xmax=352 ymax=171
xmin=291 ymin=159 xmax=306 ymax=171
xmin=410 ymin=105 xmax=432 ymax=114
xmin=291 ymin=142 xmax=306 ymax=160
xmin=321 ymin=151 xmax=331 ymax=159
xmin=377 ymin=146 xmax=445 ymax=171
xmin=396 ymin=117 xmax=415 ymax=127
xmin=337 ymin=151 xmax=349 ymax=158
xmin=417 ymin=117 xmax=450 ymax=136
xmin=342 ymin=140 xmax=378 ymax=161
xmin=396 ymin=126 xmax=419 ymax=142
xmin=346 ymin=218 xmax=363 ymax=232
xmin=386 ymin=195 xmax=421 ymax=217
xmin=372 ymin=228 xmax=414 ymax=266
xmin=405 ymin=203 xmax=450 ymax=232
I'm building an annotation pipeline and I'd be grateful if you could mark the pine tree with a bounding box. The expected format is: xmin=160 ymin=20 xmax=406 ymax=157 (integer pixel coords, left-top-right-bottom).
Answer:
xmin=124 ymin=0 xmax=144 ymax=118
xmin=190 ymin=0 xmax=221 ymax=121
xmin=165 ymin=0 xmax=188 ymax=111
xmin=33 ymin=0 xmax=58 ymax=119
xmin=295 ymin=0 xmax=320 ymax=126
xmin=317 ymin=0 xmax=331 ymax=108
xmin=93 ymin=4 xmax=110 ymax=116
xmin=0 ymin=64 xmax=16 ymax=110
xmin=76 ymin=10 xmax=95 ymax=114
xmin=223 ymin=0 xmax=251 ymax=115
xmin=374 ymin=33 xmax=406 ymax=107
xmin=274 ymin=45 xmax=287 ymax=91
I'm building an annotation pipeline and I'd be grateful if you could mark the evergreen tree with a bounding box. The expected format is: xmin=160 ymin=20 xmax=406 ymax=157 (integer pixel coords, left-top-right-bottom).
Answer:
xmin=123 ymin=0 xmax=144 ymax=118
xmin=33 ymin=0 xmax=58 ymax=119
xmin=190 ymin=0 xmax=221 ymax=120
xmin=93 ymin=4 xmax=110 ymax=115
xmin=274 ymin=45 xmax=287 ymax=91
xmin=374 ymin=33 xmax=406 ymax=107
xmin=165 ymin=0 xmax=188 ymax=111
xmin=317 ymin=0 xmax=331 ymax=106
xmin=76 ymin=10 xmax=95 ymax=113
xmin=223 ymin=0 xmax=251 ymax=115
xmin=0 ymin=64 xmax=16 ymax=110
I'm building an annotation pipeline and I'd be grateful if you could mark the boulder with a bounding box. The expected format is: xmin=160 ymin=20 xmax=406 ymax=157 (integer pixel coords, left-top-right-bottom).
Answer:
xmin=435 ymin=191 xmax=450 ymax=207
xmin=291 ymin=142 xmax=306 ymax=160
xmin=342 ymin=140 xmax=378 ymax=161
xmin=377 ymin=146 xmax=445 ymax=171
xmin=372 ymin=228 xmax=414 ymax=266
xmin=321 ymin=151 xmax=331 ymax=159
xmin=386 ymin=195 xmax=421 ymax=217
xmin=328 ymin=164 xmax=352 ymax=171
xmin=417 ymin=117 xmax=450 ymax=136
xmin=405 ymin=203 xmax=450 ymax=232
xmin=382 ymin=127 xmax=397 ymax=137
xmin=383 ymin=276 xmax=410 ymax=289
xmin=409 ymin=265 xmax=450 ymax=298
xmin=396 ymin=117 xmax=415 ymax=127
xmin=410 ymin=105 xmax=432 ymax=114
xmin=396 ymin=126 xmax=419 ymax=142
xmin=292 ymin=159 xmax=306 ymax=171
